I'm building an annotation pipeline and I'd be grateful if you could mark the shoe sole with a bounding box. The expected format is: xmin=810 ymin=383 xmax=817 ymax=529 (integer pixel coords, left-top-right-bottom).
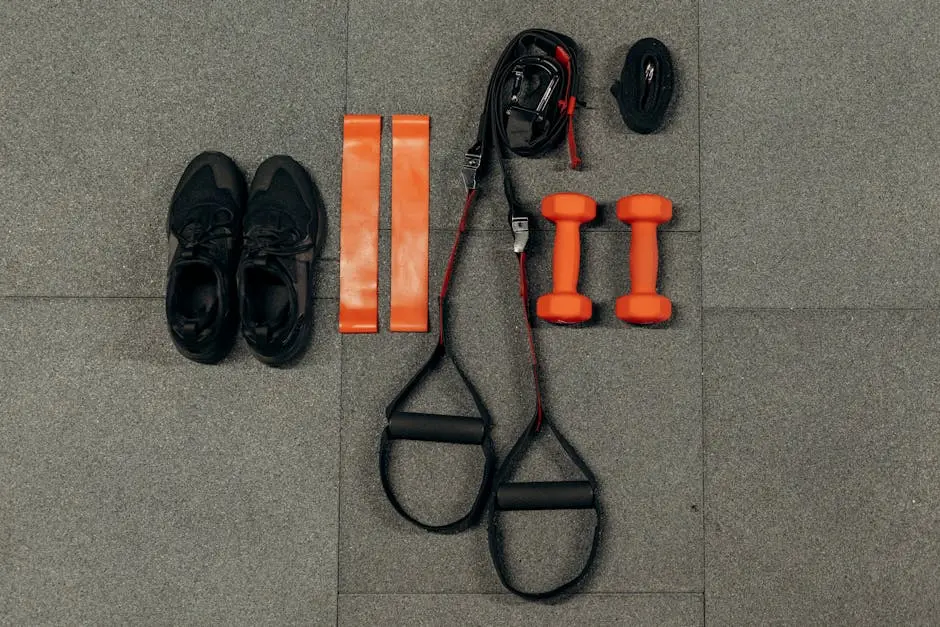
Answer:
xmin=172 ymin=330 xmax=238 ymax=365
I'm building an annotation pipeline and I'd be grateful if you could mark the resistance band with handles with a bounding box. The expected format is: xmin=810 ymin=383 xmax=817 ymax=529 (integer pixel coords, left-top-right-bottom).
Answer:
xmin=463 ymin=29 xmax=601 ymax=601
xmin=380 ymin=29 xmax=600 ymax=596
xmin=380 ymin=186 xmax=496 ymax=533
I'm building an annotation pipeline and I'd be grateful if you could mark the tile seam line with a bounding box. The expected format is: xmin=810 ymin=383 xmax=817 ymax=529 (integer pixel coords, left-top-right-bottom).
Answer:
xmin=335 ymin=333 xmax=346 ymax=621
xmin=337 ymin=0 xmax=350 ymax=622
xmin=703 ymin=306 xmax=940 ymax=312
xmin=336 ymin=591 xmax=705 ymax=596
xmin=0 ymin=295 xmax=340 ymax=302
xmin=697 ymin=2 xmax=707 ymax=626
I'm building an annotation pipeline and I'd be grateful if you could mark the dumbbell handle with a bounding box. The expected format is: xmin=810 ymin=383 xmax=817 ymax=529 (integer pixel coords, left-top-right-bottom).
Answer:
xmin=552 ymin=221 xmax=582 ymax=294
xmin=629 ymin=221 xmax=660 ymax=294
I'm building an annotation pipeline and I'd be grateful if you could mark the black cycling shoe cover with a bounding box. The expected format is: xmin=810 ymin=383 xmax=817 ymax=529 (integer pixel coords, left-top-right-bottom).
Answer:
xmin=166 ymin=152 xmax=246 ymax=364
xmin=238 ymin=156 xmax=326 ymax=366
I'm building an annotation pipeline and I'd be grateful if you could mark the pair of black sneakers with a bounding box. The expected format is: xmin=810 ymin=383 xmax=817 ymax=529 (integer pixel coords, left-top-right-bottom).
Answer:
xmin=165 ymin=152 xmax=325 ymax=366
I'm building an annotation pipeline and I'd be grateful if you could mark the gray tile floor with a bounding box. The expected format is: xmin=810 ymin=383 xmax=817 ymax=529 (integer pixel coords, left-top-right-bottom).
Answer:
xmin=1 ymin=1 xmax=937 ymax=625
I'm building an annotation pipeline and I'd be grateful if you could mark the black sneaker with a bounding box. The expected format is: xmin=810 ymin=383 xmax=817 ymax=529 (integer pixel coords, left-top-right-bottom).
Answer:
xmin=166 ymin=152 xmax=247 ymax=363
xmin=238 ymin=156 xmax=326 ymax=366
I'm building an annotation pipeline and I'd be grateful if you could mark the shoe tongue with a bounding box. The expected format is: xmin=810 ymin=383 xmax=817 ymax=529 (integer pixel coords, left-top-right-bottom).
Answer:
xmin=246 ymin=208 xmax=299 ymax=245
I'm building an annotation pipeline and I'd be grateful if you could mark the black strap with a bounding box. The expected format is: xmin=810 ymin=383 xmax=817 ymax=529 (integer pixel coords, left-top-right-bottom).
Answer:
xmin=484 ymin=254 xmax=601 ymax=600
xmin=463 ymin=29 xmax=583 ymax=199
xmin=463 ymin=30 xmax=601 ymax=600
xmin=488 ymin=418 xmax=601 ymax=600
xmin=380 ymin=30 xmax=600 ymax=592
xmin=381 ymin=191 xmax=497 ymax=534
xmin=611 ymin=37 xmax=674 ymax=134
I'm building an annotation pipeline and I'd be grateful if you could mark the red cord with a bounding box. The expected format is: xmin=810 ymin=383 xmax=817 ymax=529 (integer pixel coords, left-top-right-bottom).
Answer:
xmin=553 ymin=45 xmax=581 ymax=170
xmin=566 ymin=98 xmax=581 ymax=170
xmin=438 ymin=190 xmax=477 ymax=344
xmin=439 ymin=194 xmax=544 ymax=431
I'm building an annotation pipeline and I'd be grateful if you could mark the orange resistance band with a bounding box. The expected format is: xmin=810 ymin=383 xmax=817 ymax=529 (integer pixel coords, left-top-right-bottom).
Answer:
xmin=389 ymin=115 xmax=430 ymax=332
xmin=339 ymin=114 xmax=382 ymax=333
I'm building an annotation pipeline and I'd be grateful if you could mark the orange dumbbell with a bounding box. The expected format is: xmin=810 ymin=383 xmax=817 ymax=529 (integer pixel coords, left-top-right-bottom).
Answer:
xmin=616 ymin=194 xmax=672 ymax=324
xmin=536 ymin=192 xmax=596 ymax=324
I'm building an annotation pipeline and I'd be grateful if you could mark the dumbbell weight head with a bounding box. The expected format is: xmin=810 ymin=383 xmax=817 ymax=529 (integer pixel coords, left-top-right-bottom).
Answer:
xmin=541 ymin=192 xmax=597 ymax=224
xmin=615 ymin=292 xmax=672 ymax=324
xmin=616 ymin=193 xmax=671 ymax=224
xmin=538 ymin=291 xmax=593 ymax=323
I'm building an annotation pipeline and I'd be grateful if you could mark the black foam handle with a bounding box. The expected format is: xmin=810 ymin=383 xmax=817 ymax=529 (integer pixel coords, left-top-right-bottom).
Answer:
xmin=387 ymin=412 xmax=485 ymax=445
xmin=495 ymin=481 xmax=595 ymax=511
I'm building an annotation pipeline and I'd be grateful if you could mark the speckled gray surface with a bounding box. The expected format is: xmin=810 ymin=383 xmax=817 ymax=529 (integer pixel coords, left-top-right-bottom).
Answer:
xmin=701 ymin=1 xmax=940 ymax=308
xmin=2 ymin=0 xmax=939 ymax=624
xmin=704 ymin=310 xmax=940 ymax=625
xmin=338 ymin=593 xmax=703 ymax=626
xmin=1 ymin=299 xmax=340 ymax=624
xmin=0 ymin=1 xmax=346 ymax=297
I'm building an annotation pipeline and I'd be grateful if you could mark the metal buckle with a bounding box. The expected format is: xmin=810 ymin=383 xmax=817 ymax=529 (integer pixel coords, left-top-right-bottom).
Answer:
xmin=507 ymin=61 xmax=561 ymax=122
xmin=461 ymin=151 xmax=481 ymax=192
xmin=510 ymin=215 xmax=529 ymax=253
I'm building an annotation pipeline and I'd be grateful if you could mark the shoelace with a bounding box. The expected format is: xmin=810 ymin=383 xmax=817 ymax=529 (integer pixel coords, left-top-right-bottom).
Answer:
xmin=180 ymin=229 xmax=230 ymax=251
xmin=176 ymin=204 xmax=234 ymax=254
xmin=244 ymin=207 xmax=314 ymax=257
